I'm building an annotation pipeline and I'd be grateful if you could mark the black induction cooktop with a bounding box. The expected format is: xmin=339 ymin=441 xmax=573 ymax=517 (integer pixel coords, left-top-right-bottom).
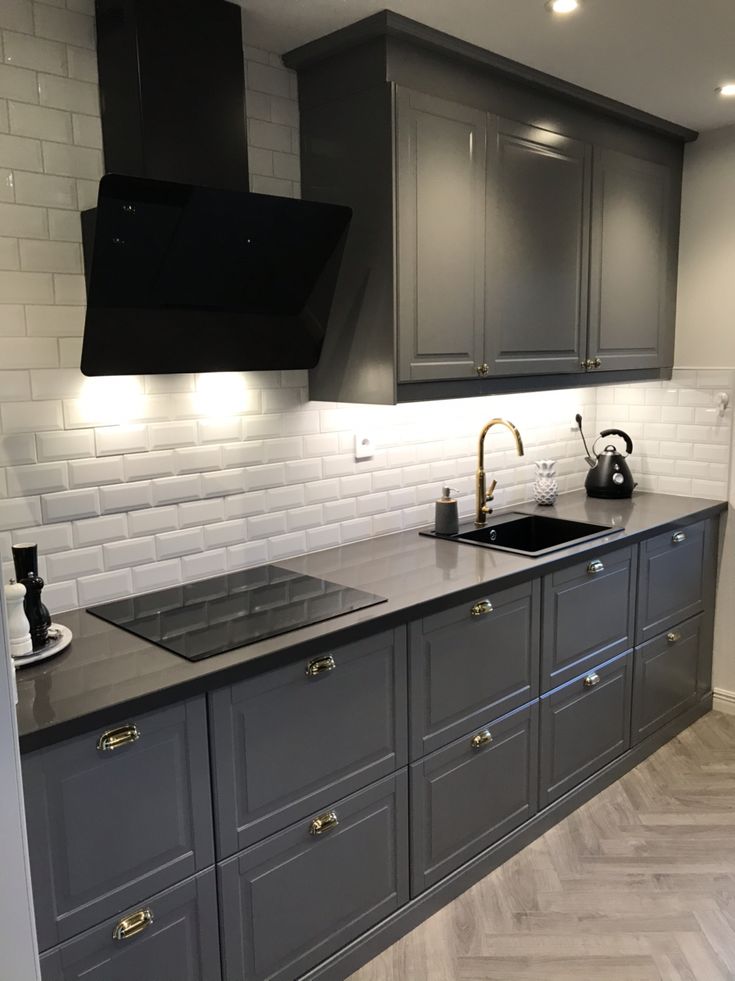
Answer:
xmin=87 ymin=565 xmax=386 ymax=661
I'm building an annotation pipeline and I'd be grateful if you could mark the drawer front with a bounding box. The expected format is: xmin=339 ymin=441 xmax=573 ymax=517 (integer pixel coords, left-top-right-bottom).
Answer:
xmin=209 ymin=628 xmax=407 ymax=857
xmin=24 ymin=698 xmax=214 ymax=951
xmin=542 ymin=545 xmax=635 ymax=691
xmin=40 ymin=870 xmax=220 ymax=981
xmin=409 ymin=580 xmax=540 ymax=758
xmin=539 ymin=651 xmax=632 ymax=808
xmin=637 ymin=519 xmax=715 ymax=644
xmin=632 ymin=614 xmax=703 ymax=745
xmin=218 ymin=772 xmax=409 ymax=981
xmin=410 ymin=702 xmax=538 ymax=895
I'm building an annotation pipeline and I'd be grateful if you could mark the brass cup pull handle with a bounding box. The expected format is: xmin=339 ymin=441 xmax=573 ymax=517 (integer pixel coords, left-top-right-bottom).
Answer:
xmin=97 ymin=723 xmax=140 ymax=753
xmin=305 ymin=655 xmax=336 ymax=678
xmin=587 ymin=559 xmax=605 ymax=575
xmin=583 ymin=673 xmax=601 ymax=688
xmin=471 ymin=729 xmax=493 ymax=750
xmin=113 ymin=908 xmax=153 ymax=942
xmin=672 ymin=531 xmax=687 ymax=544
xmin=309 ymin=810 xmax=339 ymax=836
xmin=470 ymin=599 xmax=493 ymax=617
xmin=667 ymin=631 xmax=682 ymax=644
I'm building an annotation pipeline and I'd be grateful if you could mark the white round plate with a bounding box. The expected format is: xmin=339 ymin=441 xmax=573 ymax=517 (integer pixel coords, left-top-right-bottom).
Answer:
xmin=12 ymin=623 xmax=72 ymax=668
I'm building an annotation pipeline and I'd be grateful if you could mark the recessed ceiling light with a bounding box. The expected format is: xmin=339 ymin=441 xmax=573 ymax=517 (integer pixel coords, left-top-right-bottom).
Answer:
xmin=546 ymin=0 xmax=579 ymax=13
xmin=716 ymin=83 xmax=735 ymax=97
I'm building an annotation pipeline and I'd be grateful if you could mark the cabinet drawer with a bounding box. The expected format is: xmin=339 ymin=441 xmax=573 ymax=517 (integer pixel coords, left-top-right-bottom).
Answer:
xmin=539 ymin=651 xmax=632 ymax=808
xmin=409 ymin=580 xmax=540 ymax=757
xmin=542 ymin=544 xmax=635 ymax=690
xmin=218 ymin=772 xmax=408 ymax=981
xmin=40 ymin=870 xmax=220 ymax=981
xmin=410 ymin=702 xmax=538 ymax=895
xmin=637 ymin=519 xmax=715 ymax=644
xmin=209 ymin=628 xmax=407 ymax=857
xmin=632 ymin=614 xmax=703 ymax=745
xmin=23 ymin=698 xmax=214 ymax=951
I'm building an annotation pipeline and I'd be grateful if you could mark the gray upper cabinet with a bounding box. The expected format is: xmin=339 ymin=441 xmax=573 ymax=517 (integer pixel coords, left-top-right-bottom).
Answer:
xmin=588 ymin=147 xmax=677 ymax=372
xmin=209 ymin=628 xmax=407 ymax=857
xmin=287 ymin=12 xmax=690 ymax=404
xmin=485 ymin=119 xmax=591 ymax=376
xmin=396 ymin=88 xmax=487 ymax=381
xmin=23 ymin=698 xmax=214 ymax=952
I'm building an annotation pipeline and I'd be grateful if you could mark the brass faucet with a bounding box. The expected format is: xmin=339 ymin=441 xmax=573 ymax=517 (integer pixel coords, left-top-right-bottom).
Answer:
xmin=475 ymin=418 xmax=524 ymax=526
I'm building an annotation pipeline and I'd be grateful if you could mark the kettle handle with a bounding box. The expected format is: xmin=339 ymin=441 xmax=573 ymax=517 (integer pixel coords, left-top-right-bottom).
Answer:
xmin=599 ymin=428 xmax=633 ymax=456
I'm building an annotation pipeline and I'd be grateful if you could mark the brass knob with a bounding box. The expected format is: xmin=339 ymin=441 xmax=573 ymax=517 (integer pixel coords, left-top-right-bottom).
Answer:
xmin=305 ymin=654 xmax=336 ymax=678
xmin=476 ymin=363 xmax=489 ymax=376
xmin=592 ymin=358 xmax=602 ymax=368
xmin=97 ymin=723 xmax=140 ymax=753
xmin=581 ymin=358 xmax=601 ymax=369
xmin=471 ymin=729 xmax=493 ymax=750
xmin=470 ymin=599 xmax=493 ymax=617
xmin=309 ymin=810 xmax=339 ymax=836
xmin=672 ymin=531 xmax=687 ymax=544
xmin=667 ymin=631 xmax=681 ymax=644
xmin=113 ymin=908 xmax=153 ymax=942
xmin=583 ymin=673 xmax=601 ymax=688
xmin=587 ymin=559 xmax=604 ymax=575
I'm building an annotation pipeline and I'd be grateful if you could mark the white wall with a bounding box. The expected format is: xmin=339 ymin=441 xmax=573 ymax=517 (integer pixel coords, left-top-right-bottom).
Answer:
xmin=674 ymin=125 xmax=735 ymax=704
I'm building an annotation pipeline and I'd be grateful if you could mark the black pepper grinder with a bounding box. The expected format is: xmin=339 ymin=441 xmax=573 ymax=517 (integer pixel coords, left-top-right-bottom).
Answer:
xmin=12 ymin=543 xmax=51 ymax=651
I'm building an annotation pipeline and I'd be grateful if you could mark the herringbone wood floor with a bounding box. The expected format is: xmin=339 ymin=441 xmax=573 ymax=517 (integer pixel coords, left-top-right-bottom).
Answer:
xmin=349 ymin=710 xmax=735 ymax=981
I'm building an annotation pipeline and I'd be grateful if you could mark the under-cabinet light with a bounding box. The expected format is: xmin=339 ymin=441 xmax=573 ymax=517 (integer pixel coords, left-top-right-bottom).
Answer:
xmin=716 ymin=83 xmax=735 ymax=97
xmin=546 ymin=0 xmax=579 ymax=13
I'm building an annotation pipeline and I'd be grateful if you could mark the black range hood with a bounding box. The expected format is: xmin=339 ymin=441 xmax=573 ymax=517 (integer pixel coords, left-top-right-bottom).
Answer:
xmin=80 ymin=0 xmax=351 ymax=376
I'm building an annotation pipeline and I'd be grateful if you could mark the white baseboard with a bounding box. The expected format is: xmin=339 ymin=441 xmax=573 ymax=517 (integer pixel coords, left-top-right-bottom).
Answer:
xmin=713 ymin=688 xmax=735 ymax=715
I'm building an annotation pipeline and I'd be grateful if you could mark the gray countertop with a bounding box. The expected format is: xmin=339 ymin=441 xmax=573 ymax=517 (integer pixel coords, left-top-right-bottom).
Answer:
xmin=15 ymin=490 xmax=727 ymax=752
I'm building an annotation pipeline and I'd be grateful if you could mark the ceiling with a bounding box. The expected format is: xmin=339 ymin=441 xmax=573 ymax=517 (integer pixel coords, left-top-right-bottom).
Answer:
xmin=240 ymin=0 xmax=735 ymax=132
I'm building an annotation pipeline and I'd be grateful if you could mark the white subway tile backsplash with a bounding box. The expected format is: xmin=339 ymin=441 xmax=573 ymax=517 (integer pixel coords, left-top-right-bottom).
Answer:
xmin=3 ymin=30 xmax=66 ymax=74
xmin=0 ymin=369 xmax=31 ymax=400
xmin=151 ymin=473 xmax=201 ymax=506
xmin=181 ymin=548 xmax=226 ymax=580
xmin=201 ymin=468 xmax=246 ymax=498
xmin=46 ymin=544 xmax=102 ymax=580
xmin=178 ymin=498 xmax=224 ymax=528
xmin=95 ymin=425 xmax=149 ymax=457
xmin=203 ymin=518 xmax=246 ymax=549
xmin=227 ymin=540 xmax=268 ymax=570
xmin=99 ymin=480 xmax=151 ymax=514
xmin=66 ymin=45 xmax=96 ymax=82
xmin=6 ymin=460 xmax=67 ymax=495
xmin=123 ymin=451 xmax=174 ymax=482
xmin=0 ymin=495 xmax=41 ymax=530
xmin=36 ymin=427 xmax=93 ymax=460
xmin=13 ymin=520 xmax=71 ymax=552
xmin=2 ymin=398 xmax=62 ymax=431
xmin=127 ymin=505 xmax=178 ymax=537
xmin=131 ymin=559 xmax=180 ymax=593
xmin=33 ymin=4 xmax=95 ymax=47
xmin=156 ymin=527 xmax=203 ymax=560
xmin=77 ymin=568 xmax=132 ymax=605
xmin=14 ymin=170 xmax=76 ymax=208
xmin=42 ymin=485 xmax=98 ymax=522
xmin=1 ymin=2 xmax=35 ymax=35
xmin=73 ymin=512 xmax=126 ymax=547
xmin=30 ymin=366 xmax=83 ymax=397
xmin=0 ymin=132 xmax=43 ymax=171
xmin=39 ymin=577 xmax=77 ymax=611
xmin=247 ymin=512 xmax=287 ymax=539
xmin=223 ymin=490 xmax=266 ymax=519
xmin=173 ymin=444 xmax=222 ymax=474
xmin=269 ymin=531 xmax=306 ymax=560
xmin=69 ymin=455 xmax=124 ymax=487
xmin=0 ymin=272 xmax=54 ymax=305
xmin=148 ymin=421 xmax=197 ymax=450
xmin=38 ymin=72 xmax=99 ymax=115
xmin=103 ymin=536 xmax=156 ymax=570
xmin=0 ymin=201 xmax=48 ymax=237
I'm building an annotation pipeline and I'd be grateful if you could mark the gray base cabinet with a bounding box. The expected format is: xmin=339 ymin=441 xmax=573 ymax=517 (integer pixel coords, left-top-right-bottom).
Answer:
xmin=217 ymin=772 xmax=409 ymax=981
xmin=209 ymin=628 xmax=407 ymax=857
xmin=410 ymin=702 xmax=538 ymax=894
xmin=541 ymin=545 xmax=636 ymax=690
xmin=539 ymin=651 xmax=632 ymax=808
xmin=39 ymin=871 xmax=221 ymax=981
xmin=23 ymin=698 xmax=214 ymax=951
xmin=637 ymin=519 xmax=714 ymax=643
xmin=409 ymin=580 xmax=539 ymax=758
xmin=632 ymin=614 xmax=703 ymax=745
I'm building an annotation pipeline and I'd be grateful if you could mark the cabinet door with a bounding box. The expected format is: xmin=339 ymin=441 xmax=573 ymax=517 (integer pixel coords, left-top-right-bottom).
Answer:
xmin=485 ymin=119 xmax=591 ymax=375
xmin=632 ymin=614 xmax=702 ymax=745
xmin=409 ymin=579 xmax=539 ymax=758
xmin=588 ymin=146 xmax=678 ymax=371
xmin=539 ymin=651 xmax=632 ymax=808
xmin=40 ymin=871 xmax=221 ymax=981
xmin=23 ymin=698 xmax=214 ymax=952
xmin=637 ymin=519 xmax=714 ymax=644
xmin=541 ymin=545 xmax=636 ymax=691
xmin=396 ymin=87 xmax=487 ymax=381
xmin=218 ymin=773 xmax=408 ymax=981
xmin=410 ymin=702 xmax=538 ymax=895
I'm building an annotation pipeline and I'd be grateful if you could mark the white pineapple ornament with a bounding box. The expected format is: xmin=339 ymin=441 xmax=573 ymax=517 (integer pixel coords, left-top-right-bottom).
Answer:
xmin=533 ymin=459 xmax=558 ymax=506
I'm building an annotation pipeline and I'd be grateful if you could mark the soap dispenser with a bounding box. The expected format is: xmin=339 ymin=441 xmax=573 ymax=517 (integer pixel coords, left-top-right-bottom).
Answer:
xmin=434 ymin=486 xmax=459 ymax=536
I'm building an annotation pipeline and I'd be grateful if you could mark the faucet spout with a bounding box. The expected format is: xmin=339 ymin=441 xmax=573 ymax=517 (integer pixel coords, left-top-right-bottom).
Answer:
xmin=475 ymin=418 xmax=524 ymax=526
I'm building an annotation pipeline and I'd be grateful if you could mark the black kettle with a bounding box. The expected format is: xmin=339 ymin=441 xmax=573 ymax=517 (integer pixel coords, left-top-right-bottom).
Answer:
xmin=584 ymin=428 xmax=636 ymax=499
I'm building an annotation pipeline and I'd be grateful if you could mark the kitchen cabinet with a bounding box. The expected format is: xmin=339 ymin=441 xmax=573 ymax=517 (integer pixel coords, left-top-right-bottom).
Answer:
xmin=20 ymin=507 xmax=720 ymax=981
xmin=395 ymin=88 xmax=487 ymax=381
xmin=287 ymin=11 xmax=692 ymax=404
xmin=39 ymin=872 xmax=221 ymax=981
xmin=539 ymin=651 xmax=632 ymax=808
xmin=588 ymin=147 xmax=677 ymax=372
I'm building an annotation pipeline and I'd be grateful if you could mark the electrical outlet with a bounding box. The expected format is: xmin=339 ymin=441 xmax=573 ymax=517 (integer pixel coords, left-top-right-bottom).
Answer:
xmin=354 ymin=432 xmax=374 ymax=460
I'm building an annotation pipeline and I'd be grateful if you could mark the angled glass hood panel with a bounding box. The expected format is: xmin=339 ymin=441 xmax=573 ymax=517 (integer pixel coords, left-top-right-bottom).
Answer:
xmin=81 ymin=174 xmax=351 ymax=375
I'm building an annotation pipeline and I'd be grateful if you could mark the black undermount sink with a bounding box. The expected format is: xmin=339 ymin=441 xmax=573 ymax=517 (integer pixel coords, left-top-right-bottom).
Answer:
xmin=425 ymin=512 xmax=621 ymax=556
